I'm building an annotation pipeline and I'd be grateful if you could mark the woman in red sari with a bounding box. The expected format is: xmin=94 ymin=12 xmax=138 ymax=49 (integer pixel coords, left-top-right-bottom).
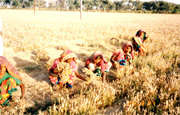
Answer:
xmin=122 ymin=42 xmax=134 ymax=64
xmin=49 ymin=50 xmax=86 ymax=88
xmin=0 ymin=56 xmax=25 ymax=106
xmin=85 ymin=51 xmax=112 ymax=82
xmin=110 ymin=49 xmax=126 ymax=68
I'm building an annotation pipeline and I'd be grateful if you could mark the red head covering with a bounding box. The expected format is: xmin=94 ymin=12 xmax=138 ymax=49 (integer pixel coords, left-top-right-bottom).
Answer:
xmin=122 ymin=42 xmax=134 ymax=59
xmin=111 ymin=49 xmax=124 ymax=62
xmin=89 ymin=51 xmax=107 ymax=63
xmin=0 ymin=56 xmax=22 ymax=81
xmin=85 ymin=51 xmax=107 ymax=68
xmin=59 ymin=50 xmax=77 ymax=64
xmin=136 ymin=30 xmax=146 ymax=37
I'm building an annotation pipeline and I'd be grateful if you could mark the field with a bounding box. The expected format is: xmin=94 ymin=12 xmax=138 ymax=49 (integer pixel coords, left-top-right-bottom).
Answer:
xmin=0 ymin=10 xmax=180 ymax=114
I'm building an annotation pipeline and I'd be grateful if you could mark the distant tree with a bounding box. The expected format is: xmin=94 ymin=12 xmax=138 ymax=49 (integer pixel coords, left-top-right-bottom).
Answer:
xmin=99 ymin=0 xmax=115 ymax=11
xmin=27 ymin=0 xmax=33 ymax=8
xmin=74 ymin=0 xmax=80 ymax=9
xmin=157 ymin=1 xmax=170 ymax=13
xmin=5 ymin=0 xmax=11 ymax=4
xmin=134 ymin=0 xmax=143 ymax=11
xmin=38 ymin=0 xmax=46 ymax=8
xmin=94 ymin=0 xmax=100 ymax=8
xmin=114 ymin=1 xmax=123 ymax=11
xmin=151 ymin=1 xmax=157 ymax=12
xmin=68 ymin=0 xmax=76 ymax=10
xmin=12 ymin=0 xmax=22 ymax=8
xmin=0 ymin=0 xmax=179 ymax=14
xmin=56 ymin=0 xmax=67 ymax=10
xmin=143 ymin=1 xmax=157 ymax=12
xmin=129 ymin=0 xmax=132 ymax=3
xmin=143 ymin=2 xmax=151 ymax=11
xmin=84 ymin=0 xmax=94 ymax=11
xmin=172 ymin=5 xmax=180 ymax=13
xmin=136 ymin=2 xmax=143 ymax=10
xmin=108 ymin=1 xmax=115 ymax=10
xmin=0 ymin=0 xmax=6 ymax=7
xmin=3 ymin=0 xmax=11 ymax=7
xmin=48 ymin=1 xmax=56 ymax=9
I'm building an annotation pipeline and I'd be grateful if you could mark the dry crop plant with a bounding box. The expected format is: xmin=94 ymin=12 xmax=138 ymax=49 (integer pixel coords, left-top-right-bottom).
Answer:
xmin=48 ymin=68 xmax=116 ymax=114
xmin=0 ymin=10 xmax=180 ymax=114
xmin=113 ymin=26 xmax=180 ymax=114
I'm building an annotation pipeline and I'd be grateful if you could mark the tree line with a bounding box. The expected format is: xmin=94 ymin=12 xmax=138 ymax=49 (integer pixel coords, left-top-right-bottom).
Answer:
xmin=0 ymin=0 xmax=180 ymax=14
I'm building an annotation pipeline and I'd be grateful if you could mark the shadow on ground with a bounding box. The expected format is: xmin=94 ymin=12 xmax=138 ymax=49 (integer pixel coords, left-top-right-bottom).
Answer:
xmin=13 ymin=57 xmax=50 ymax=83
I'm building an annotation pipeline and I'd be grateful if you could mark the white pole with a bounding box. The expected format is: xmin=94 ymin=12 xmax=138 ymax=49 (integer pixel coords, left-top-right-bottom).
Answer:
xmin=80 ymin=0 xmax=82 ymax=20
xmin=34 ymin=0 xmax=36 ymax=14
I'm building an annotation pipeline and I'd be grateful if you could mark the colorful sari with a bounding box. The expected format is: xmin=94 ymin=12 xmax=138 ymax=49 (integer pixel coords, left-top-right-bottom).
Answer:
xmin=0 ymin=56 xmax=22 ymax=105
xmin=133 ymin=30 xmax=147 ymax=54
xmin=136 ymin=30 xmax=147 ymax=43
xmin=122 ymin=42 xmax=134 ymax=63
xmin=110 ymin=49 xmax=126 ymax=67
xmin=0 ymin=16 xmax=2 ymax=56
xmin=49 ymin=50 xmax=78 ymax=88
xmin=0 ymin=56 xmax=22 ymax=81
xmin=0 ymin=35 xmax=3 ymax=56
xmin=0 ymin=72 xmax=21 ymax=105
xmin=85 ymin=51 xmax=112 ymax=76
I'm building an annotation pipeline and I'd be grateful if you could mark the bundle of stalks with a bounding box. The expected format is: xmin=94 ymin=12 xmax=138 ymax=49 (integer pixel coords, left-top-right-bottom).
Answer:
xmin=57 ymin=62 xmax=72 ymax=83
xmin=82 ymin=68 xmax=100 ymax=84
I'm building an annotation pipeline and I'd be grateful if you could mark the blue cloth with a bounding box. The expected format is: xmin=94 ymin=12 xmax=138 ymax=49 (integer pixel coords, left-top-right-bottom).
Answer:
xmin=55 ymin=77 xmax=73 ymax=88
xmin=137 ymin=45 xmax=140 ymax=48
xmin=66 ymin=83 xmax=73 ymax=88
xmin=117 ymin=59 xmax=126 ymax=66
xmin=55 ymin=77 xmax=61 ymax=85
xmin=125 ymin=54 xmax=132 ymax=61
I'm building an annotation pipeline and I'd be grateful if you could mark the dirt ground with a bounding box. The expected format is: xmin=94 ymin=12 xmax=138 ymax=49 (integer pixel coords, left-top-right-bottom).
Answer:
xmin=0 ymin=42 xmax=119 ymax=114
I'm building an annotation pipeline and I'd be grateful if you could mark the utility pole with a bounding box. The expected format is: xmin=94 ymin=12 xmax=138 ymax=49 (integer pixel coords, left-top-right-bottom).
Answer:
xmin=34 ymin=0 xmax=36 ymax=14
xmin=80 ymin=0 xmax=82 ymax=20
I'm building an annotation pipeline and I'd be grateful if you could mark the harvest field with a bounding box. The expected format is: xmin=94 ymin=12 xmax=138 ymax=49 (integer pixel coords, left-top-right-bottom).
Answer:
xmin=0 ymin=10 xmax=180 ymax=114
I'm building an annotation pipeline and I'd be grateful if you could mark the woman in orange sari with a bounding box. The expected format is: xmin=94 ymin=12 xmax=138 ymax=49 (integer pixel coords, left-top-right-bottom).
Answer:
xmin=0 ymin=56 xmax=25 ymax=106
xmin=49 ymin=50 xmax=86 ymax=88
xmin=132 ymin=30 xmax=148 ymax=55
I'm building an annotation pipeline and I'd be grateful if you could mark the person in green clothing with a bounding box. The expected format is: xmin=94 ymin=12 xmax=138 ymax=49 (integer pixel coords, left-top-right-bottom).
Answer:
xmin=0 ymin=56 xmax=25 ymax=106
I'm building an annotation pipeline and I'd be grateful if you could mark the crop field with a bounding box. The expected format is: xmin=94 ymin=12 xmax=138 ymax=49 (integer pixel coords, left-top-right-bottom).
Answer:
xmin=0 ymin=10 xmax=180 ymax=114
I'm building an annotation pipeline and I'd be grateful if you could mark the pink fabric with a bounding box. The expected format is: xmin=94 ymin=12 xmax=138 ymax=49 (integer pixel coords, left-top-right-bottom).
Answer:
xmin=68 ymin=61 xmax=77 ymax=85
xmin=85 ymin=58 xmax=106 ymax=72
xmin=85 ymin=51 xmax=109 ymax=72
xmin=70 ymin=61 xmax=77 ymax=72
xmin=111 ymin=49 xmax=124 ymax=62
xmin=59 ymin=50 xmax=77 ymax=63
xmin=89 ymin=51 xmax=107 ymax=64
xmin=85 ymin=58 xmax=91 ymax=68
xmin=49 ymin=60 xmax=77 ymax=85
xmin=49 ymin=50 xmax=78 ymax=85
xmin=104 ymin=62 xmax=112 ymax=71
xmin=96 ymin=60 xmax=105 ymax=72
xmin=51 ymin=59 xmax=59 ymax=70
xmin=122 ymin=42 xmax=134 ymax=59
